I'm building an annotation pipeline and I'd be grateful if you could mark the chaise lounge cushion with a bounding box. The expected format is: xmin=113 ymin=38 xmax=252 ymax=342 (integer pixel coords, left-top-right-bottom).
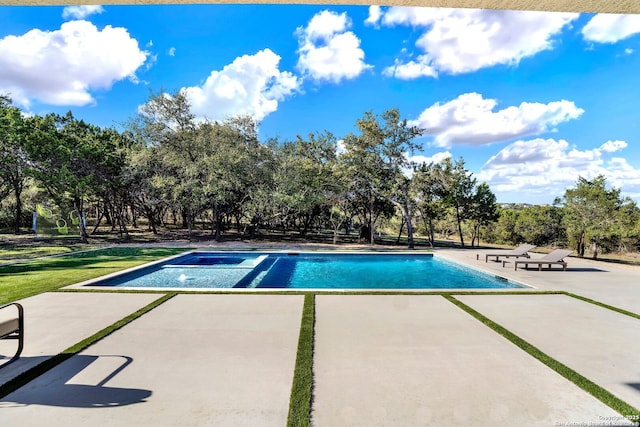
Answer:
xmin=0 ymin=318 xmax=20 ymax=338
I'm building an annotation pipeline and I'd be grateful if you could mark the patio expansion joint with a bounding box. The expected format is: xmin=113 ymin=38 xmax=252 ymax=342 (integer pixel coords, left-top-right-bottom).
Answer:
xmin=441 ymin=294 xmax=640 ymax=420
xmin=0 ymin=292 xmax=177 ymax=399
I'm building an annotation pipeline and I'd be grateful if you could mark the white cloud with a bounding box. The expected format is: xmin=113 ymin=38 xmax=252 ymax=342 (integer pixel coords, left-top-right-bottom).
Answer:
xmin=599 ymin=139 xmax=627 ymax=153
xmin=477 ymin=138 xmax=640 ymax=202
xmin=402 ymin=151 xmax=451 ymax=177
xmin=379 ymin=7 xmax=578 ymax=78
xmin=296 ymin=10 xmax=372 ymax=83
xmin=0 ymin=20 xmax=148 ymax=107
xmin=408 ymin=151 xmax=452 ymax=166
xmin=336 ymin=139 xmax=346 ymax=155
xmin=168 ymin=47 xmax=176 ymax=57
xmin=410 ymin=92 xmax=584 ymax=148
xmin=383 ymin=57 xmax=437 ymax=79
xmin=62 ymin=5 xmax=104 ymax=20
xmin=365 ymin=6 xmax=382 ymax=27
xmin=181 ymin=48 xmax=300 ymax=122
xmin=582 ymin=14 xmax=640 ymax=43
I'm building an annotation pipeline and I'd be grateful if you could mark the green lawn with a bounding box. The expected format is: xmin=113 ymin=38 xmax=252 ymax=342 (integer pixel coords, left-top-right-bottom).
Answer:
xmin=0 ymin=245 xmax=88 ymax=262
xmin=0 ymin=247 xmax=187 ymax=305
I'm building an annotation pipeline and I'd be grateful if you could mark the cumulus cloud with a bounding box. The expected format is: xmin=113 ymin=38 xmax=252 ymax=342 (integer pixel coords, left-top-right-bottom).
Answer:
xmin=410 ymin=92 xmax=584 ymax=148
xmin=407 ymin=151 xmax=452 ymax=167
xmin=477 ymin=138 xmax=640 ymax=201
xmin=384 ymin=58 xmax=437 ymax=79
xmin=599 ymin=139 xmax=627 ymax=152
xmin=378 ymin=7 xmax=578 ymax=78
xmin=402 ymin=151 xmax=452 ymax=178
xmin=296 ymin=10 xmax=372 ymax=83
xmin=582 ymin=14 xmax=640 ymax=43
xmin=0 ymin=20 xmax=148 ymax=107
xmin=180 ymin=48 xmax=300 ymax=122
xmin=365 ymin=6 xmax=383 ymax=27
xmin=62 ymin=5 xmax=104 ymax=20
xmin=168 ymin=47 xmax=176 ymax=57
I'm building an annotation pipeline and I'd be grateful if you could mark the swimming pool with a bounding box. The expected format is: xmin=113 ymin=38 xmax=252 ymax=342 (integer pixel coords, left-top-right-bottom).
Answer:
xmin=86 ymin=251 xmax=526 ymax=290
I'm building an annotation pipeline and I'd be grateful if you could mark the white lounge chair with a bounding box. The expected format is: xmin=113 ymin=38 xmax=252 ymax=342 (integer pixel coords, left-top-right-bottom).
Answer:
xmin=514 ymin=249 xmax=573 ymax=271
xmin=484 ymin=244 xmax=536 ymax=262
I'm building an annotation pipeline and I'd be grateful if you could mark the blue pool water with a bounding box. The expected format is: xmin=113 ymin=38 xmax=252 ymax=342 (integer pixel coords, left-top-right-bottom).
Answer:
xmin=89 ymin=252 xmax=525 ymax=290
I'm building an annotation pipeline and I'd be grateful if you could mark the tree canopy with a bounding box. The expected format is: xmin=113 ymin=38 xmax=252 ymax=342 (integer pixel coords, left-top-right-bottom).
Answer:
xmin=2 ymin=91 xmax=638 ymax=256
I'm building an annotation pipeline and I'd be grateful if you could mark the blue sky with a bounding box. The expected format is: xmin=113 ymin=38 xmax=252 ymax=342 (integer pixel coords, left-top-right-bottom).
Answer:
xmin=1 ymin=4 xmax=640 ymax=204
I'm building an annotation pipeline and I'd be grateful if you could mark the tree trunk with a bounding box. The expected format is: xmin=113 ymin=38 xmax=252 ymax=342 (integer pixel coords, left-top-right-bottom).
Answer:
xmin=455 ymin=206 xmax=465 ymax=247
xmin=114 ymin=206 xmax=130 ymax=241
xmin=213 ymin=203 xmax=222 ymax=241
xmin=592 ymin=237 xmax=600 ymax=260
xmin=74 ymin=197 xmax=88 ymax=243
xmin=404 ymin=197 xmax=415 ymax=250
xmin=577 ymin=231 xmax=585 ymax=257
xmin=147 ymin=208 xmax=158 ymax=234
xmin=181 ymin=208 xmax=189 ymax=229
xmin=369 ymin=198 xmax=375 ymax=245
xmin=396 ymin=216 xmax=405 ymax=244
xmin=104 ymin=205 xmax=113 ymax=227
xmin=130 ymin=204 xmax=138 ymax=228
xmin=91 ymin=209 xmax=105 ymax=234
xmin=235 ymin=213 xmax=242 ymax=233
xmin=429 ymin=218 xmax=435 ymax=248
xmin=12 ymin=182 xmax=23 ymax=234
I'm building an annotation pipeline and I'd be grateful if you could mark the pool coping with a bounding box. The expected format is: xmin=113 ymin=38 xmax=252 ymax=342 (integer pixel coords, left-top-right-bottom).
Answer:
xmin=63 ymin=250 xmax=533 ymax=292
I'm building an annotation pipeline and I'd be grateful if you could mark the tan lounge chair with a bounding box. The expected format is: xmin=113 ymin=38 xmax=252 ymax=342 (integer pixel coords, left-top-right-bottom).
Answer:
xmin=514 ymin=249 xmax=573 ymax=271
xmin=484 ymin=244 xmax=536 ymax=262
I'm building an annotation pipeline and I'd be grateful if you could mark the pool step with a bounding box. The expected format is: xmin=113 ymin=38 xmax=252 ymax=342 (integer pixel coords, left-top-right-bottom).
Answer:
xmin=255 ymin=257 xmax=297 ymax=288
xmin=233 ymin=257 xmax=277 ymax=288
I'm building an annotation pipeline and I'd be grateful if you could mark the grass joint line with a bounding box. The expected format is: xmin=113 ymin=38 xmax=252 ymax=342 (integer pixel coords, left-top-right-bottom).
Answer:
xmin=287 ymin=293 xmax=316 ymax=427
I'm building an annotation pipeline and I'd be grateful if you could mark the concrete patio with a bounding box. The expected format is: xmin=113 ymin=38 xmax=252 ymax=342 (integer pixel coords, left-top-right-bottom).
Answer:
xmin=0 ymin=248 xmax=638 ymax=426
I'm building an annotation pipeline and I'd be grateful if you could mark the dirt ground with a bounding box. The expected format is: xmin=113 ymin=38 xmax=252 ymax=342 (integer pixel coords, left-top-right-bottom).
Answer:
xmin=1 ymin=226 xmax=639 ymax=266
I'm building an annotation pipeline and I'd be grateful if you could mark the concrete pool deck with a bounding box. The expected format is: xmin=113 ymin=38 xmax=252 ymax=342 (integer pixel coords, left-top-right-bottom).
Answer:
xmin=0 ymin=294 xmax=303 ymax=426
xmin=0 ymin=247 xmax=639 ymax=426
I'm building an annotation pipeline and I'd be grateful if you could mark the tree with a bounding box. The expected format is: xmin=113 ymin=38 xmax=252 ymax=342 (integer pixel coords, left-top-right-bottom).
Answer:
xmin=0 ymin=95 xmax=30 ymax=233
xmin=610 ymin=199 xmax=640 ymax=253
xmin=270 ymin=132 xmax=338 ymax=235
xmin=130 ymin=90 xmax=202 ymax=233
xmin=561 ymin=175 xmax=623 ymax=259
xmin=25 ymin=112 xmax=122 ymax=242
xmin=341 ymin=109 xmax=423 ymax=247
xmin=441 ymin=158 xmax=476 ymax=247
xmin=513 ymin=205 xmax=565 ymax=247
xmin=411 ymin=161 xmax=449 ymax=247
xmin=195 ymin=115 xmax=270 ymax=240
xmin=468 ymin=182 xmax=499 ymax=247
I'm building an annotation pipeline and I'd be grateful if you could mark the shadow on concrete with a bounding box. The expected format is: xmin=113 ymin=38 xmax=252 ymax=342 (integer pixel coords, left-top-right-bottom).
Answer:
xmin=564 ymin=268 xmax=607 ymax=272
xmin=513 ymin=267 xmax=607 ymax=272
xmin=0 ymin=355 xmax=52 ymax=386
xmin=0 ymin=355 xmax=151 ymax=408
xmin=626 ymin=382 xmax=640 ymax=392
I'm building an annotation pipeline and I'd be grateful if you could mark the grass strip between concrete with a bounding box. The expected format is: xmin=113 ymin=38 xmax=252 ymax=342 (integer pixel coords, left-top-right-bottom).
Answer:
xmin=443 ymin=294 xmax=640 ymax=420
xmin=564 ymin=292 xmax=640 ymax=320
xmin=287 ymin=293 xmax=316 ymax=427
xmin=0 ymin=292 xmax=177 ymax=399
